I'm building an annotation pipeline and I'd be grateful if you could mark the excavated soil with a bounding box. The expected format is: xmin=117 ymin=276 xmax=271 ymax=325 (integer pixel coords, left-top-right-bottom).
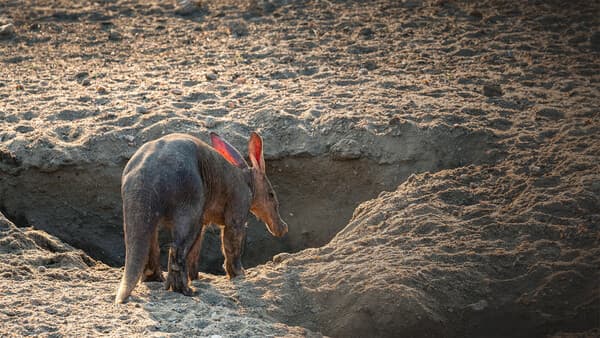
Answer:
xmin=0 ymin=0 xmax=599 ymax=337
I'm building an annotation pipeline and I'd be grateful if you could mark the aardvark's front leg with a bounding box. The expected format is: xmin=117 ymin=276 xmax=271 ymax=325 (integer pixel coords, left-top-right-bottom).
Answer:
xmin=221 ymin=222 xmax=246 ymax=279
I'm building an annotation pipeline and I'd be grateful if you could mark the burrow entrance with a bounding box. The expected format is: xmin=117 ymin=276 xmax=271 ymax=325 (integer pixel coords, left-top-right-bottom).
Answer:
xmin=0 ymin=128 xmax=501 ymax=273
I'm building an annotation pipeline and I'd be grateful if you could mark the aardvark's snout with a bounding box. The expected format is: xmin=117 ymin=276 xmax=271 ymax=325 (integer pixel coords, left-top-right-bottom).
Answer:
xmin=275 ymin=220 xmax=288 ymax=237
xmin=267 ymin=217 xmax=288 ymax=238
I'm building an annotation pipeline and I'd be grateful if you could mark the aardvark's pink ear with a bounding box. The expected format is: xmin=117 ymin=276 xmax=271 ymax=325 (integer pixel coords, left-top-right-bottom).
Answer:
xmin=248 ymin=132 xmax=265 ymax=172
xmin=210 ymin=132 xmax=248 ymax=168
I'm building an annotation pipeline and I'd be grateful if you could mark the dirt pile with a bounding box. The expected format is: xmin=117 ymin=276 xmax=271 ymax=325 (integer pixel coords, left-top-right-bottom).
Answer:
xmin=249 ymin=141 xmax=600 ymax=337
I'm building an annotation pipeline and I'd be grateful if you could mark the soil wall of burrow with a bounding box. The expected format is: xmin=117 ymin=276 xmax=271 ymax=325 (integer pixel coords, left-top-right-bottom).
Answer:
xmin=0 ymin=128 xmax=502 ymax=273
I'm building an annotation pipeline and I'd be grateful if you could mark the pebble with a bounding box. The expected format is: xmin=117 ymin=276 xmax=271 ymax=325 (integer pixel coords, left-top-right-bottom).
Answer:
xmin=536 ymin=107 xmax=565 ymax=120
xmin=358 ymin=27 xmax=374 ymax=39
xmin=483 ymin=84 xmax=503 ymax=97
xmin=136 ymin=106 xmax=148 ymax=114
xmin=206 ymin=72 xmax=218 ymax=81
xmin=234 ymin=77 xmax=246 ymax=84
xmin=467 ymin=299 xmax=488 ymax=311
xmin=171 ymin=88 xmax=183 ymax=95
xmin=455 ymin=48 xmax=478 ymax=57
xmin=528 ymin=164 xmax=542 ymax=175
xmin=0 ymin=23 xmax=15 ymax=38
xmin=359 ymin=68 xmax=368 ymax=75
xmin=228 ymin=21 xmax=249 ymax=37
xmin=37 ymin=266 xmax=47 ymax=273
xmin=330 ymin=138 xmax=362 ymax=160
xmin=45 ymin=307 xmax=58 ymax=315
xmin=204 ymin=116 xmax=218 ymax=128
xmin=108 ymin=29 xmax=122 ymax=41
xmin=176 ymin=0 xmax=197 ymax=14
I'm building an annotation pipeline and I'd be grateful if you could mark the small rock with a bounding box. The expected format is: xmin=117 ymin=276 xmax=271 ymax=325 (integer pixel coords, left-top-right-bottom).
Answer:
xmin=73 ymin=72 xmax=91 ymax=87
xmin=37 ymin=266 xmax=47 ymax=273
xmin=330 ymin=138 xmax=362 ymax=160
xmin=182 ymin=80 xmax=199 ymax=87
xmin=205 ymin=72 xmax=218 ymax=81
xmin=358 ymin=27 xmax=374 ymax=39
xmin=171 ymin=88 xmax=183 ymax=95
xmin=123 ymin=135 xmax=135 ymax=142
xmin=483 ymin=84 xmax=503 ymax=97
xmin=228 ymin=21 xmax=248 ymax=38
xmin=0 ymin=23 xmax=15 ymax=38
xmin=136 ymin=106 xmax=148 ymax=114
xmin=44 ymin=307 xmax=57 ymax=315
xmin=528 ymin=164 xmax=542 ymax=175
xmin=359 ymin=68 xmax=368 ymax=75
xmin=204 ymin=116 xmax=218 ymax=128
xmin=108 ymin=29 xmax=122 ymax=41
xmin=455 ymin=48 xmax=478 ymax=57
xmin=467 ymin=299 xmax=488 ymax=311
xmin=74 ymin=71 xmax=89 ymax=81
xmin=362 ymin=60 xmax=378 ymax=70
xmin=15 ymin=125 xmax=34 ymax=134
xmin=96 ymin=86 xmax=107 ymax=94
xmin=176 ymin=0 xmax=198 ymax=15
xmin=560 ymin=82 xmax=577 ymax=92
xmin=536 ymin=107 xmax=565 ymax=120
xmin=273 ymin=252 xmax=291 ymax=263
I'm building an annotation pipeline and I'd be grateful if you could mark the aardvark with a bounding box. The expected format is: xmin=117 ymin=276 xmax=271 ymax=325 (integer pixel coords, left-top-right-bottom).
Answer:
xmin=115 ymin=132 xmax=288 ymax=304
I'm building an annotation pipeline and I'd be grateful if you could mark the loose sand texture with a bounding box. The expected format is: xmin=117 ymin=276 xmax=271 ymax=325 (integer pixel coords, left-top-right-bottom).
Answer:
xmin=0 ymin=0 xmax=599 ymax=337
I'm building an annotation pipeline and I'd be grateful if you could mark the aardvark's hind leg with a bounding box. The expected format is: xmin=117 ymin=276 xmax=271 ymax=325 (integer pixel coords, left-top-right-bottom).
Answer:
xmin=165 ymin=209 xmax=203 ymax=296
xmin=186 ymin=225 xmax=206 ymax=281
xmin=142 ymin=227 xmax=164 ymax=282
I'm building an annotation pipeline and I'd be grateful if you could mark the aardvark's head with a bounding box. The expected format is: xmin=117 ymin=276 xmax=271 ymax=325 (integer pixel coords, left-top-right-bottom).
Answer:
xmin=246 ymin=132 xmax=288 ymax=237
xmin=210 ymin=131 xmax=288 ymax=237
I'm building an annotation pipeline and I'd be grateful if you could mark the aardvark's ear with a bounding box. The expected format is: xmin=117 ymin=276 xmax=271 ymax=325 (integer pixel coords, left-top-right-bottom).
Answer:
xmin=210 ymin=132 xmax=248 ymax=168
xmin=248 ymin=132 xmax=265 ymax=172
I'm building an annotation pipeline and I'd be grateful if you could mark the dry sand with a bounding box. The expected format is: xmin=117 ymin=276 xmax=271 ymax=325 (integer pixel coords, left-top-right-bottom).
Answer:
xmin=0 ymin=0 xmax=599 ymax=337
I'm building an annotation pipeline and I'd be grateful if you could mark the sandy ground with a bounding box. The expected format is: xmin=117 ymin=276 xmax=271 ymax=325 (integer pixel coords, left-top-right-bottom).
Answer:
xmin=0 ymin=0 xmax=599 ymax=337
